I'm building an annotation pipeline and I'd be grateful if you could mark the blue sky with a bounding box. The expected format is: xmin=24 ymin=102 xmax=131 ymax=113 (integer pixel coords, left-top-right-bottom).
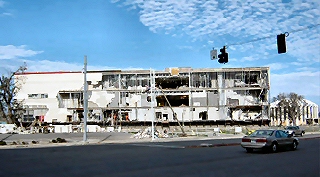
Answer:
xmin=0 ymin=0 xmax=319 ymax=106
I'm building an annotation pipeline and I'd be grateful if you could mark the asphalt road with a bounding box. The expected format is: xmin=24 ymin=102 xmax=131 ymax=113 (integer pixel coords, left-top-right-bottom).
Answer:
xmin=0 ymin=137 xmax=318 ymax=177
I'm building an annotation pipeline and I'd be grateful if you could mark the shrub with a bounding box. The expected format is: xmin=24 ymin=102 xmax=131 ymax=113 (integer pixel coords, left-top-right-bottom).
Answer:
xmin=52 ymin=138 xmax=67 ymax=143
xmin=57 ymin=138 xmax=67 ymax=143
xmin=0 ymin=140 xmax=7 ymax=146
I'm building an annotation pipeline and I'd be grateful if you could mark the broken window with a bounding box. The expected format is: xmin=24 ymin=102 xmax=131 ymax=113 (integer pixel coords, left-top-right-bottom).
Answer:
xmin=228 ymin=98 xmax=239 ymax=106
xmin=163 ymin=114 xmax=168 ymax=121
xmin=156 ymin=112 xmax=162 ymax=120
xmin=156 ymin=77 xmax=189 ymax=89
xmin=199 ymin=111 xmax=207 ymax=120
xmin=156 ymin=95 xmax=189 ymax=107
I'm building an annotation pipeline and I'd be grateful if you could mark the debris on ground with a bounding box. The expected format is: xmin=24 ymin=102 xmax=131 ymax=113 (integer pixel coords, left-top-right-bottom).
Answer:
xmin=131 ymin=127 xmax=169 ymax=139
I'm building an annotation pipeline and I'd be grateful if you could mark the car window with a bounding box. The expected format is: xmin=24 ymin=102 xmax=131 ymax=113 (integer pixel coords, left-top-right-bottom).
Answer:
xmin=250 ymin=130 xmax=273 ymax=136
xmin=275 ymin=131 xmax=281 ymax=138
xmin=279 ymin=130 xmax=289 ymax=138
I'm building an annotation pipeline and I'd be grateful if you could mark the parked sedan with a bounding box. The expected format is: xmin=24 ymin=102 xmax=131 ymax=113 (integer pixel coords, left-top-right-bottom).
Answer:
xmin=241 ymin=129 xmax=299 ymax=153
xmin=284 ymin=126 xmax=305 ymax=136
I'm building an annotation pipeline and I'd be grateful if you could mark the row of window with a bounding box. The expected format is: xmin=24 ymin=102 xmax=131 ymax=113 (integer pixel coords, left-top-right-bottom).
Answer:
xmin=28 ymin=93 xmax=48 ymax=99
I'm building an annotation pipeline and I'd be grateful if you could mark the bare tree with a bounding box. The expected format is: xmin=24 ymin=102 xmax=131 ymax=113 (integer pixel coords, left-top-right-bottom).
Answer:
xmin=0 ymin=64 xmax=27 ymax=125
xmin=273 ymin=92 xmax=306 ymax=126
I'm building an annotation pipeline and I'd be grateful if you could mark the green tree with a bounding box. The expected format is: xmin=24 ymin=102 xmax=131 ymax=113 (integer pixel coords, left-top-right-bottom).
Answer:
xmin=272 ymin=92 xmax=306 ymax=126
xmin=0 ymin=65 xmax=27 ymax=124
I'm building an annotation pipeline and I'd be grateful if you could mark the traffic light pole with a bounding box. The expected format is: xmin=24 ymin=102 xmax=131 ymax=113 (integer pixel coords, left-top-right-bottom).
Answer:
xmin=83 ymin=56 xmax=88 ymax=142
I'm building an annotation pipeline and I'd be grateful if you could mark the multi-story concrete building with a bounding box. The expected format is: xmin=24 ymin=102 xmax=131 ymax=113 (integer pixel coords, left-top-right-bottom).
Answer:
xmin=15 ymin=67 xmax=271 ymax=125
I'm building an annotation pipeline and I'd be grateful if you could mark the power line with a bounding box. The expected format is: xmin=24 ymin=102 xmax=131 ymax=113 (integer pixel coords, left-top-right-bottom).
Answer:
xmin=227 ymin=23 xmax=320 ymax=47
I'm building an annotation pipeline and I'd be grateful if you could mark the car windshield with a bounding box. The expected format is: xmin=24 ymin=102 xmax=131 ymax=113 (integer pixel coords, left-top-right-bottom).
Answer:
xmin=250 ymin=130 xmax=273 ymax=136
xmin=287 ymin=126 xmax=297 ymax=130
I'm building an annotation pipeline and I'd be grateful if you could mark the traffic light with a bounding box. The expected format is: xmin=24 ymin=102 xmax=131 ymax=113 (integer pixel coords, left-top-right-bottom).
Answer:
xmin=277 ymin=33 xmax=287 ymax=54
xmin=218 ymin=46 xmax=228 ymax=64
xmin=218 ymin=49 xmax=224 ymax=63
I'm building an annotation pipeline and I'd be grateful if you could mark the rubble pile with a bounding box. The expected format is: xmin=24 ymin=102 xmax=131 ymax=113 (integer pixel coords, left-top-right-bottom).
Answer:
xmin=131 ymin=127 xmax=169 ymax=139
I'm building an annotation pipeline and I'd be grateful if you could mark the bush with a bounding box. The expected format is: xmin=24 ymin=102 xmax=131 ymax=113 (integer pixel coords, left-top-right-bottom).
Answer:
xmin=57 ymin=138 xmax=67 ymax=143
xmin=52 ymin=138 xmax=67 ymax=143
xmin=32 ymin=140 xmax=38 ymax=144
xmin=0 ymin=140 xmax=7 ymax=146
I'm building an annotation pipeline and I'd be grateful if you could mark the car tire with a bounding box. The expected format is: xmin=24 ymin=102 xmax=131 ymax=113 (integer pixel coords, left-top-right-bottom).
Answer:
xmin=246 ymin=148 xmax=253 ymax=153
xmin=291 ymin=141 xmax=298 ymax=150
xmin=271 ymin=142 xmax=278 ymax=153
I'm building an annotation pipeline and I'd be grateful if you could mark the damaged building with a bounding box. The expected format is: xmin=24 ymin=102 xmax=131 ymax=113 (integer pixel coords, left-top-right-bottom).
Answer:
xmin=14 ymin=67 xmax=271 ymax=126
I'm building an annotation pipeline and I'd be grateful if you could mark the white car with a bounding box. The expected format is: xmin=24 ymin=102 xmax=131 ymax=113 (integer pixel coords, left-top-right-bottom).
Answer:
xmin=284 ymin=126 xmax=305 ymax=136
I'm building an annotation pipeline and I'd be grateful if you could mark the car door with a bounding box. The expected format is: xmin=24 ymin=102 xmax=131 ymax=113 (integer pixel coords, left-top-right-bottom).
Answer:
xmin=275 ymin=130 xmax=290 ymax=148
xmin=294 ymin=126 xmax=302 ymax=135
xmin=279 ymin=130 xmax=292 ymax=146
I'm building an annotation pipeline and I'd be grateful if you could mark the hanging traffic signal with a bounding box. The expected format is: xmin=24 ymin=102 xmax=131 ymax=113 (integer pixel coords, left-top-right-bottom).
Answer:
xmin=218 ymin=46 xmax=228 ymax=64
xmin=224 ymin=52 xmax=228 ymax=63
xmin=277 ymin=33 xmax=287 ymax=54
xmin=218 ymin=49 xmax=224 ymax=63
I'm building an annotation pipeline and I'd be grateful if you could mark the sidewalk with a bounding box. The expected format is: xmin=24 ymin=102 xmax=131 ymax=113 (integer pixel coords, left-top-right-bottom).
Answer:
xmin=0 ymin=132 xmax=245 ymax=149
xmin=0 ymin=131 xmax=319 ymax=149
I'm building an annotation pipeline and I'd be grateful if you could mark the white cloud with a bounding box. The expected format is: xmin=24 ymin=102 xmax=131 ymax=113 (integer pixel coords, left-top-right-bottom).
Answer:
xmin=0 ymin=45 xmax=43 ymax=60
xmin=265 ymin=63 xmax=288 ymax=71
xmin=0 ymin=0 xmax=5 ymax=7
xmin=1 ymin=12 xmax=12 ymax=16
xmin=0 ymin=0 xmax=12 ymax=17
xmin=271 ymin=70 xmax=320 ymax=97
xmin=114 ymin=0 xmax=320 ymax=62
xmin=0 ymin=58 xmax=146 ymax=75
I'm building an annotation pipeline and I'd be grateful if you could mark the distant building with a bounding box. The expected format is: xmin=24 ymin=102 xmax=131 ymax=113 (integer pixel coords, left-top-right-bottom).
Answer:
xmin=270 ymin=99 xmax=319 ymax=126
xmin=14 ymin=67 xmax=271 ymax=125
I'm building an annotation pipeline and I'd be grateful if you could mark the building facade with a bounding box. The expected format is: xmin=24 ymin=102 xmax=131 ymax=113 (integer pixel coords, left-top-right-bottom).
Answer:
xmin=270 ymin=99 xmax=319 ymax=126
xmin=15 ymin=67 xmax=271 ymax=125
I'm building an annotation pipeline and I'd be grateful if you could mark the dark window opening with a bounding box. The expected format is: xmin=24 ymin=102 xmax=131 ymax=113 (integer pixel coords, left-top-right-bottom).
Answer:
xmin=163 ymin=114 xmax=168 ymax=121
xmin=156 ymin=77 xmax=189 ymax=89
xmin=199 ymin=111 xmax=207 ymax=120
xmin=156 ymin=95 xmax=189 ymax=107
xmin=156 ymin=112 xmax=162 ymax=120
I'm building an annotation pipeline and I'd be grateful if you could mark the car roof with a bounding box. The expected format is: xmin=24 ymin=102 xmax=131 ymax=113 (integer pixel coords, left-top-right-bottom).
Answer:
xmin=255 ymin=129 xmax=277 ymax=131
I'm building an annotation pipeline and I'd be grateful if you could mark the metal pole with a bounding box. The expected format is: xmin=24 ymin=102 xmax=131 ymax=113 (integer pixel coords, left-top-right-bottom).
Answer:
xmin=83 ymin=55 xmax=88 ymax=142
xmin=150 ymin=69 xmax=155 ymax=140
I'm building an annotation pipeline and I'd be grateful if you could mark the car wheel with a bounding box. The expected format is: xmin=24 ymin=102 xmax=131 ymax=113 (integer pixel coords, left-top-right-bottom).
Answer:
xmin=246 ymin=148 xmax=253 ymax=153
xmin=271 ymin=143 xmax=278 ymax=153
xmin=291 ymin=141 xmax=298 ymax=150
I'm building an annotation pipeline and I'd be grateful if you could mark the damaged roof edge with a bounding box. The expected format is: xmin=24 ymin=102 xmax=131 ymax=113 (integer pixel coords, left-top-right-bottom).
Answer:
xmin=14 ymin=67 xmax=270 ymax=75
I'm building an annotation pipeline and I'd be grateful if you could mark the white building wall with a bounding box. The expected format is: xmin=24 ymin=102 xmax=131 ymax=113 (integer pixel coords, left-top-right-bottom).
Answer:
xmin=270 ymin=99 xmax=319 ymax=126
xmin=15 ymin=72 xmax=102 ymax=123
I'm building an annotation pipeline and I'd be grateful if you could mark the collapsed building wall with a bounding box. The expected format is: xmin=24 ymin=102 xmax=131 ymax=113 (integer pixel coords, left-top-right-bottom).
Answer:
xmin=15 ymin=67 xmax=271 ymax=125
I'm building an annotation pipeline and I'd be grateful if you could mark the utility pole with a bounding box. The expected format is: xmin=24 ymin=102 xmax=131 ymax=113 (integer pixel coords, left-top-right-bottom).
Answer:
xmin=83 ymin=56 xmax=88 ymax=142
xmin=150 ymin=69 xmax=155 ymax=140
